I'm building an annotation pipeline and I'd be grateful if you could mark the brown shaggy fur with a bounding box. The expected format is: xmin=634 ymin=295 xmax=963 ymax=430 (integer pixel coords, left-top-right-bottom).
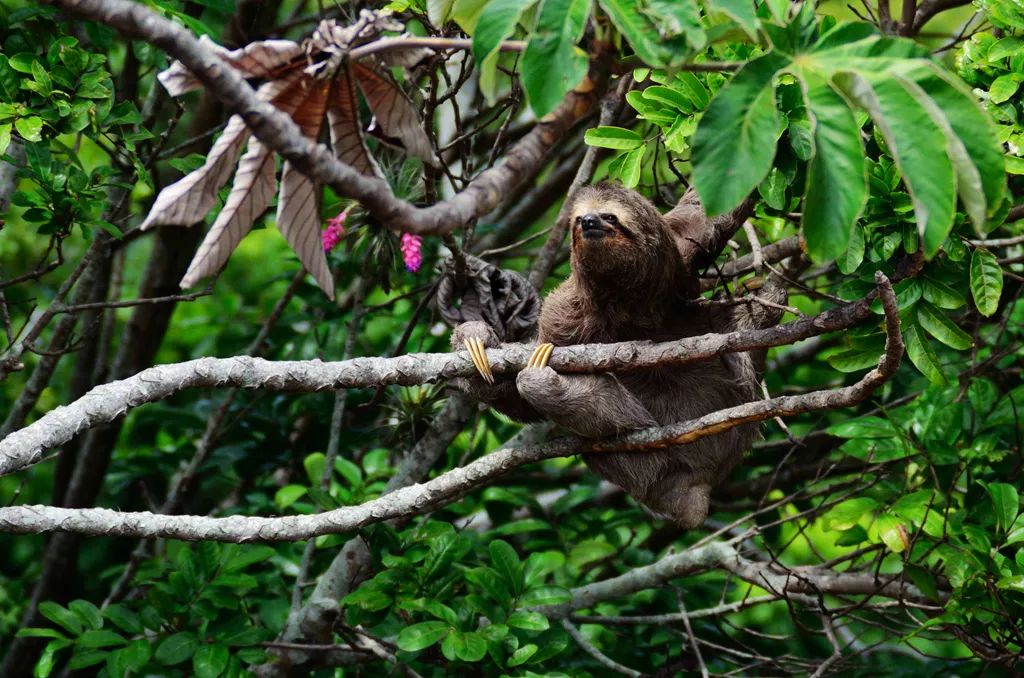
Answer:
xmin=452 ymin=182 xmax=786 ymax=528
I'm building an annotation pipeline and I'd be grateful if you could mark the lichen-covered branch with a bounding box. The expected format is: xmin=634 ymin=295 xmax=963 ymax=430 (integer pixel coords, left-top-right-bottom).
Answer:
xmin=0 ymin=273 xmax=902 ymax=542
xmin=0 ymin=282 xmax=888 ymax=479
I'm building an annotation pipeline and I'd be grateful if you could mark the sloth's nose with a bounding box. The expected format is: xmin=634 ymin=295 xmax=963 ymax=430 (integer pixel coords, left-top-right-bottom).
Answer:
xmin=580 ymin=214 xmax=601 ymax=230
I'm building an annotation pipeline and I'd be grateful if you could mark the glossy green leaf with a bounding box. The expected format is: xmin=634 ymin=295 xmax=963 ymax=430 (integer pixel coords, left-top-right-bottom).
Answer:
xmin=970 ymin=247 xmax=1003 ymax=316
xmin=985 ymin=482 xmax=1020 ymax=532
xmin=193 ymin=644 xmax=229 ymax=678
xmin=583 ymin=126 xmax=643 ymax=150
xmin=472 ymin=0 xmax=536 ymax=102
xmin=916 ymin=302 xmax=972 ymax=350
xmin=509 ymin=643 xmax=539 ymax=666
xmin=913 ymin=66 xmax=1005 ymax=225
xmin=921 ymin=276 xmax=966 ymax=309
xmin=876 ymin=514 xmax=909 ymax=553
xmin=824 ymin=497 xmax=879 ymax=531
xmin=617 ymin=146 xmax=644 ymax=188
xmin=827 ymin=416 xmax=897 ymax=439
xmin=38 ymin=603 xmax=82 ymax=636
xmin=834 ymin=72 xmax=955 ymax=258
xmin=519 ymin=585 xmax=572 ymax=606
xmin=692 ymin=53 xmax=788 ymax=216
xmin=396 ymin=621 xmax=450 ymax=652
xmin=800 ymin=77 xmax=867 ymax=262
xmin=155 ymin=632 xmax=197 ymax=665
xmin=489 ymin=539 xmax=524 ymax=595
xmin=507 ymin=610 xmax=550 ymax=631
xmin=15 ymin=116 xmax=43 ymax=142
xmin=904 ymin=323 xmax=947 ymax=385
xmin=521 ymin=0 xmax=590 ymax=117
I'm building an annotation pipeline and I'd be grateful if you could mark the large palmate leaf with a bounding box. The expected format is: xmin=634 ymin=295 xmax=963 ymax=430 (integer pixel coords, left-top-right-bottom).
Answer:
xmin=691 ymin=52 xmax=788 ymax=217
xmin=690 ymin=17 xmax=1006 ymax=263
xmin=141 ymin=14 xmax=436 ymax=298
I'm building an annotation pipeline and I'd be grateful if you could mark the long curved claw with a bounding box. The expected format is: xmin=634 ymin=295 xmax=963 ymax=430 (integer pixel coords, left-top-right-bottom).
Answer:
xmin=463 ymin=337 xmax=494 ymax=384
xmin=526 ymin=343 xmax=554 ymax=369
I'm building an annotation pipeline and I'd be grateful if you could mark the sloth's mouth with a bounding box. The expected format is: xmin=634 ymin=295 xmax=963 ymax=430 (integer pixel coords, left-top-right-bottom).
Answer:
xmin=581 ymin=221 xmax=613 ymax=239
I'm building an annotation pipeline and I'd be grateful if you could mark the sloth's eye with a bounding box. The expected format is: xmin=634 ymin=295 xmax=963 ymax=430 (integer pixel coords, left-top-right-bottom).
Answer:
xmin=602 ymin=214 xmax=619 ymax=225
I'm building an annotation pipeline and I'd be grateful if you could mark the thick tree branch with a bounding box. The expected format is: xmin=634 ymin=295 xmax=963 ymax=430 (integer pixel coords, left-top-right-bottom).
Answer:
xmin=54 ymin=0 xmax=606 ymax=236
xmin=0 ymin=279 xmax=892 ymax=479
xmin=0 ymin=273 xmax=901 ymax=542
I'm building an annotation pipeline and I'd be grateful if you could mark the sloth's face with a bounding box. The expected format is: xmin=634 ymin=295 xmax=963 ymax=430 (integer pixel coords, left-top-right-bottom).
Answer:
xmin=568 ymin=184 xmax=667 ymax=284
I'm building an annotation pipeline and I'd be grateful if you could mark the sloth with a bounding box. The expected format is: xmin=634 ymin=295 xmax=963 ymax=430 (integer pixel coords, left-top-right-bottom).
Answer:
xmin=451 ymin=182 xmax=786 ymax=528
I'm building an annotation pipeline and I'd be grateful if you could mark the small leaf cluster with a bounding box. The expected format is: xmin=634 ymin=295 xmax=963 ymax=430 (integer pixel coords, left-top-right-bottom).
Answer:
xmin=343 ymin=523 xmax=572 ymax=671
xmin=18 ymin=543 xmax=279 ymax=677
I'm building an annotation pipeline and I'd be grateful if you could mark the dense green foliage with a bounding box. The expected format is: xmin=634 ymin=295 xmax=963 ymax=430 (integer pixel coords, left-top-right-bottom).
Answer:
xmin=2 ymin=0 xmax=1024 ymax=676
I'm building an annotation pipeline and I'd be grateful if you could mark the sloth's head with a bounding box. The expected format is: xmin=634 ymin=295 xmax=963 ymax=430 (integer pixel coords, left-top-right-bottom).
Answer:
xmin=567 ymin=182 xmax=678 ymax=290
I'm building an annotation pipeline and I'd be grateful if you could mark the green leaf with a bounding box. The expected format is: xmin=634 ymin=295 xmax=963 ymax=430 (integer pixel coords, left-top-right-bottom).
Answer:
xmin=708 ymin=0 xmax=759 ymax=37
xmin=912 ymin=66 xmax=1004 ymax=228
xmin=568 ymin=539 xmax=616 ymax=568
xmin=692 ymin=52 xmax=787 ymax=216
xmin=616 ymin=146 xmax=644 ymax=188
xmin=156 ymin=632 xmax=197 ymax=665
xmin=916 ymin=302 xmax=972 ymax=350
xmin=519 ymin=585 xmax=572 ymax=607
xmin=14 ymin=116 xmax=43 ymax=142
xmin=38 ymin=602 xmax=82 ymax=635
xmin=524 ymin=550 xmax=565 ymax=587
xmin=396 ymin=621 xmax=449 ymax=652
xmin=827 ymin=416 xmax=897 ymax=439
xmin=799 ymin=78 xmax=867 ymax=261
xmin=823 ymin=497 xmax=879 ymax=531
xmin=509 ymin=643 xmax=539 ymax=666
xmin=921 ymin=276 xmax=966 ymax=309
xmin=597 ymin=0 xmax=696 ymax=68
xmin=904 ymin=323 xmax=947 ymax=385
xmin=0 ymin=123 xmax=11 ymax=156
xmin=970 ymin=247 xmax=1003 ymax=316
xmin=834 ymin=524 xmax=869 ymax=546
xmin=876 ymin=514 xmax=909 ymax=553
xmin=990 ymin=72 xmax=1023 ymax=103
xmin=103 ymin=604 xmax=141 ymax=634
xmin=985 ymin=482 xmax=1020 ymax=532
xmin=35 ymin=640 xmax=68 ymax=678
xmin=455 ymin=631 xmax=488 ymax=662
xmin=78 ymin=629 xmax=126 ymax=649
xmin=834 ymin=72 xmax=955 ymax=257
xmin=303 ymin=452 xmax=325 ymax=485
xmin=521 ymin=0 xmax=590 ymax=117
xmin=489 ymin=540 xmax=525 ymax=595
xmin=193 ymin=644 xmax=230 ymax=678
xmin=427 ymin=0 xmax=455 ymax=26
xmin=16 ymin=627 xmax=67 ymax=640
xmin=583 ymin=126 xmax=643 ymax=150
xmin=472 ymin=0 xmax=537 ymax=102
xmin=507 ymin=610 xmax=550 ymax=631
xmin=274 ymin=484 xmax=307 ymax=510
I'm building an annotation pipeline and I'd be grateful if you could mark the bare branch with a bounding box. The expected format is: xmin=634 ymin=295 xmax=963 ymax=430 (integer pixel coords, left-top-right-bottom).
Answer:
xmin=561 ymin=619 xmax=643 ymax=677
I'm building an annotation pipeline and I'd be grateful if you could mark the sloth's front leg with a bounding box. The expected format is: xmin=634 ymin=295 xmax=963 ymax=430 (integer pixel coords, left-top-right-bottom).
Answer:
xmin=515 ymin=343 xmax=657 ymax=438
xmin=451 ymin=321 xmax=541 ymax=422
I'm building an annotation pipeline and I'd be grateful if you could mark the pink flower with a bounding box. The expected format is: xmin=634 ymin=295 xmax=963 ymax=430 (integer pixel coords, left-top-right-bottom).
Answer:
xmin=400 ymin=233 xmax=422 ymax=272
xmin=322 ymin=211 xmax=348 ymax=252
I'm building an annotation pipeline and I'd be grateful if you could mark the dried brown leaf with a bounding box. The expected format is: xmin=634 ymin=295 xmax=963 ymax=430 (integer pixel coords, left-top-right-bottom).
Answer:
xmin=353 ymin=64 xmax=435 ymax=164
xmin=275 ymin=82 xmax=335 ymax=299
xmin=327 ymin=71 xmax=384 ymax=178
xmin=142 ymin=70 xmax=307 ymax=230
xmin=158 ymin=34 xmax=304 ymax=96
